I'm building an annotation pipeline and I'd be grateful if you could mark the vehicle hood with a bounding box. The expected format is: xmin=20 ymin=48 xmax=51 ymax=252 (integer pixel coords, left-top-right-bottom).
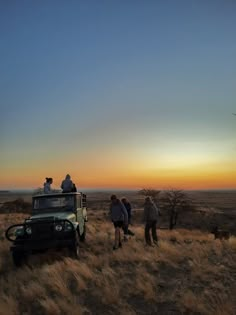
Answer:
xmin=30 ymin=212 xmax=76 ymax=221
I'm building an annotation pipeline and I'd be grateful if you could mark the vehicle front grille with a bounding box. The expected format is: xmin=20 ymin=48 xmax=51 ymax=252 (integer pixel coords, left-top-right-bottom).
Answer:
xmin=31 ymin=222 xmax=54 ymax=240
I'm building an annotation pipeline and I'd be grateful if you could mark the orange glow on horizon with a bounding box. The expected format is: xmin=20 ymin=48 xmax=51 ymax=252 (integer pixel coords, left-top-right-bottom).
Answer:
xmin=1 ymin=164 xmax=236 ymax=190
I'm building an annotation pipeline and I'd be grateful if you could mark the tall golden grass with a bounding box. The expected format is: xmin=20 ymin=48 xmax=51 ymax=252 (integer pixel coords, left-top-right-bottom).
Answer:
xmin=0 ymin=212 xmax=235 ymax=315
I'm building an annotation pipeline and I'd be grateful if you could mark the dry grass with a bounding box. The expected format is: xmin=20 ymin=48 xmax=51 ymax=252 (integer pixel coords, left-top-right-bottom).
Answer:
xmin=0 ymin=210 xmax=235 ymax=315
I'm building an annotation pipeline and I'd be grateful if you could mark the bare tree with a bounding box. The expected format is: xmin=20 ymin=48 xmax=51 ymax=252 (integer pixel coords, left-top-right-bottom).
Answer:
xmin=138 ymin=188 xmax=161 ymax=204
xmin=160 ymin=188 xmax=192 ymax=230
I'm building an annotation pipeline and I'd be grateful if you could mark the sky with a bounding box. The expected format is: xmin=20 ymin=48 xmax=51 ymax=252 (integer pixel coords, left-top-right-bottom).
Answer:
xmin=0 ymin=0 xmax=236 ymax=190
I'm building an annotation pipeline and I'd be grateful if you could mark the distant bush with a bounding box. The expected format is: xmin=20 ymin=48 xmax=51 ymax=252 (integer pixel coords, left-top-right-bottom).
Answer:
xmin=0 ymin=198 xmax=31 ymax=214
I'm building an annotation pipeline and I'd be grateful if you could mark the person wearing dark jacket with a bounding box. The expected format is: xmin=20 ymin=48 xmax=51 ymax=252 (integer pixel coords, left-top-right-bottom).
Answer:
xmin=110 ymin=195 xmax=128 ymax=250
xmin=143 ymin=196 xmax=159 ymax=246
xmin=121 ymin=197 xmax=135 ymax=237
xmin=121 ymin=197 xmax=132 ymax=224
xmin=61 ymin=174 xmax=73 ymax=193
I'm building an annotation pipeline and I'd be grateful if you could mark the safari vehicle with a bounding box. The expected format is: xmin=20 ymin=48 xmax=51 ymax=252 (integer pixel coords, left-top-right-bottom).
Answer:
xmin=5 ymin=192 xmax=87 ymax=267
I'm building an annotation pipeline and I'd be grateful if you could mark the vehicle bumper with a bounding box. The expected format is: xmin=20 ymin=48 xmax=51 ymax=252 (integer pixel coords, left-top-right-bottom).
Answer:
xmin=10 ymin=239 xmax=75 ymax=252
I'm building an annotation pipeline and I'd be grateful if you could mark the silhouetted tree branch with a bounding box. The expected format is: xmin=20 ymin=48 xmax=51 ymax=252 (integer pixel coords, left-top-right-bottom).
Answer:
xmin=160 ymin=188 xmax=193 ymax=229
xmin=138 ymin=188 xmax=161 ymax=203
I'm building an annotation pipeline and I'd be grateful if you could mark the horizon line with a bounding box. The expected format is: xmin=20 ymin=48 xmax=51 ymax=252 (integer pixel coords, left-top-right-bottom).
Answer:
xmin=1 ymin=187 xmax=236 ymax=193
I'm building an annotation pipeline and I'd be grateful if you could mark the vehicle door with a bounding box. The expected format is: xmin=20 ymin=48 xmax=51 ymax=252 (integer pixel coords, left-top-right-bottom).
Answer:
xmin=76 ymin=194 xmax=84 ymax=235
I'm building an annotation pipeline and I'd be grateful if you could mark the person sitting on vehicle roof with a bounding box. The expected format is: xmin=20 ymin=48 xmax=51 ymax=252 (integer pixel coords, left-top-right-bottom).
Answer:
xmin=61 ymin=174 xmax=73 ymax=193
xmin=43 ymin=177 xmax=53 ymax=194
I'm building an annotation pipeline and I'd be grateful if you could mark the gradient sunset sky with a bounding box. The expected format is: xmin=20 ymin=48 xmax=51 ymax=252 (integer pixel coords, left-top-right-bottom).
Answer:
xmin=1 ymin=0 xmax=236 ymax=190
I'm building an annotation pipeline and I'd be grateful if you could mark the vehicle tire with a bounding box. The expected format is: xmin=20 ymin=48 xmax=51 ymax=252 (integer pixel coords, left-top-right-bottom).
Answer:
xmin=69 ymin=234 xmax=79 ymax=259
xmin=80 ymin=224 xmax=86 ymax=242
xmin=12 ymin=251 xmax=26 ymax=267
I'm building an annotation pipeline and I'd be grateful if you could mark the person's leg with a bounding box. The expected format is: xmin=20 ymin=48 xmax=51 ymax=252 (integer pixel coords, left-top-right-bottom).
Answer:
xmin=122 ymin=225 xmax=125 ymax=234
xmin=145 ymin=222 xmax=152 ymax=245
xmin=123 ymin=223 xmax=129 ymax=241
xmin=118 ymin=227 xmax=123 ymax=247
xmin=128 ymin=228 xmax=135 ymax=236
xmin=151 ymin=220 xmax=158 ymax=244
xmin=128 ymin=211 xmax=131 ymax=225
xmin=127 ymin=215 xmax=135 ymax=236
xmin=114 ymin=227 xmax=120 ymax=249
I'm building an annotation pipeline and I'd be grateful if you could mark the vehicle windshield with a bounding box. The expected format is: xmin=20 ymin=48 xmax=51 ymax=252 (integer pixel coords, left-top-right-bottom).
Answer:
xmin=33 ymin=195 xmax=75 ymax=213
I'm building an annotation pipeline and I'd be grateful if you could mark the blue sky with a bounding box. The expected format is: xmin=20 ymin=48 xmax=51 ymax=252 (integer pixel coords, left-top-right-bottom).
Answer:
xmin=0 ymin=0 xmax=236 ymax=189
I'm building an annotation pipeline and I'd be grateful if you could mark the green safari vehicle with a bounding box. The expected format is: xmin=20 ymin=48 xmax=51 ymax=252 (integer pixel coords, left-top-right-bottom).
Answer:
xmin=5 ymin=192 xmax=87 ymax=266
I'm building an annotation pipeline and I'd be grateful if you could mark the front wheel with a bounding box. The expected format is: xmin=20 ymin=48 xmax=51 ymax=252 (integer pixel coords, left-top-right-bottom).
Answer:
xmin=69 ymin=234 xmax=79 ymax=259
xmin=12 ymin=251 xmax=27 ymax=267
xmin=79 ymin=224 xmax=86 ymax=242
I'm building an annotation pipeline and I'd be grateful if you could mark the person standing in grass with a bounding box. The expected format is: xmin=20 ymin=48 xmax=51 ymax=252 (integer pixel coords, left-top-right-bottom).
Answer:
xmin=121 ymin=197 xmax=135 ymax=238
xmin=110 ymin=195 xmax=128 ymax=250
xmin=143 ymin=196 xmax=159 ymax=246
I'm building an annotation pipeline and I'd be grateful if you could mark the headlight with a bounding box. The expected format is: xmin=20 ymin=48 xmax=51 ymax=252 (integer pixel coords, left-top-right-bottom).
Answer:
xmin=55 ymin=224 xmax=63 ymax=232
xmin=25 ymin=227 xmax=32 ymax=235
xmin=64 ymin=221 xmax=73 ymax=231
xmin=15 ymin=227 xmax=24 ymax=236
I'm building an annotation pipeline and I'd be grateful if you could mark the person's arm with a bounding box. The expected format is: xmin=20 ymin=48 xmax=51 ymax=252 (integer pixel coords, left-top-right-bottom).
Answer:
xmin=153 ymin=202 xmax=161 ymax=216
xmin=143 ymin=205 xmax=148 ymax=222
xmin=120 ymin=202 xmax=128 ymax=224
xmin=127 ymin=202 xmax=132 ymax=223
xmin=127 ymin=202 xmax=132 ymax=212
xmin=109 ymin=204 xmax=112 ymax=219
xmin=60 ymin=181 xmax=64 ymax=189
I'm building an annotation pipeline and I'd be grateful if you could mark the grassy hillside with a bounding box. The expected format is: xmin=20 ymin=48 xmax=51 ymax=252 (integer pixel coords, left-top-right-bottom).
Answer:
xmin=0 ymin=211 xmax=235 ymax=315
